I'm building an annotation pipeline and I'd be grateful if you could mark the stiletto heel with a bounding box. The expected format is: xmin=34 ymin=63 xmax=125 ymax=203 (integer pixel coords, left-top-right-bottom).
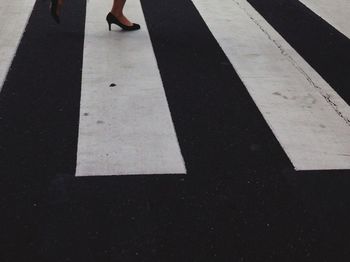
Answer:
xmin=106 ymin=12 xmax=140 ymax=31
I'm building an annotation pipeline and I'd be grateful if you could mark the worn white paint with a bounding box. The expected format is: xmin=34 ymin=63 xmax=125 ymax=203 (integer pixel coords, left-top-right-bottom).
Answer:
xmin=298 ymin=0 xmax=350 ymax=39
xmin=76 ymin=0 xmax=186 ymax=176
xmin=192 ymin=0 xmax=350 ymax=170
xmin=0 ymin=0 xmax=36 ymax=91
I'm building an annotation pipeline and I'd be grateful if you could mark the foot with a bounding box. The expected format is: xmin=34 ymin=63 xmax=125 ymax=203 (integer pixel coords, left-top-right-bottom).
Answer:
xmin=111 ymin=12 xmax=134 ymax=27
xmin=107 ymin=12 xmax=140 ymax=31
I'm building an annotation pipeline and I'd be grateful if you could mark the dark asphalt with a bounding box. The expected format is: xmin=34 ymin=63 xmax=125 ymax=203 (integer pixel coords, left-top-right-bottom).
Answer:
xmin=1 ymin=0 xmax=350 ymax=261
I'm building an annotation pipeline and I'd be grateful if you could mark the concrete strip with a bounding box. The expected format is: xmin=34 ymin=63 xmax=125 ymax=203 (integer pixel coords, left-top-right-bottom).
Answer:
xmin=76 ymin=0 xmax=186 ymax=176
xmin=298 ymin=0 xmax=350 ymax=39
xmin=192 ymin=0 xmax=350 ymax=170
xmin=0 ymin=0 xmax=36 ymax=91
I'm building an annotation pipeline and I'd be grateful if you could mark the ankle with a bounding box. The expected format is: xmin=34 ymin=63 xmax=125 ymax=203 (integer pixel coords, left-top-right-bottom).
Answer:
xmin=110 ymin=10 xmax=123 ymax=18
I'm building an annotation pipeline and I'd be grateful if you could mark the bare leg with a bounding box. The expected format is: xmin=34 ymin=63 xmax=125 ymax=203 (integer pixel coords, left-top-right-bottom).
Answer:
xmin=111 ymin=0 xmax=133 ymax=26
xmin=51 ymin=0 xmax=136 ymax=27
xmin=52 ymin=0 xmax=64 ymax=16
xmin=57 ymin=0 xmax=64 ymax=15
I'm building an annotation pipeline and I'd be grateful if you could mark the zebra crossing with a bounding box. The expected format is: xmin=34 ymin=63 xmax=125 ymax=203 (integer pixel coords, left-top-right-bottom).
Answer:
xmin=76 ymin=0 xmax=186 ymax=176
xmin=2 ymin=2 xmax=350 ymax=261
xmin=0 ymin=0 xmax=349 ymax=176
xmin=298 ymin=0 xmax=350 ymax=38
xmin=193 ymin=0 xmax=350 ymax=170
xmin=0 ymin=0 xmax=36 ymax=91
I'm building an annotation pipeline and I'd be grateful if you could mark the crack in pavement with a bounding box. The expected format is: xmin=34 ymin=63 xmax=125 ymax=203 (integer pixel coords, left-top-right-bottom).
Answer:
xmin=232 ymin=0 xmax=350 ymax=127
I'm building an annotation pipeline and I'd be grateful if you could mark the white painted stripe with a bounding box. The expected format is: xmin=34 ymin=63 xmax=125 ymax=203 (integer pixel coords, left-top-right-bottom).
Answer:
xmin=298 ymin=0 xmax=350 ymax=39
xmin=0 ymin=0 xmax=36 ymax=91
xmin=76 ymin=0 xmax=186 ymax=176
xmin=192 ymin=0 xmax=350 ymax=170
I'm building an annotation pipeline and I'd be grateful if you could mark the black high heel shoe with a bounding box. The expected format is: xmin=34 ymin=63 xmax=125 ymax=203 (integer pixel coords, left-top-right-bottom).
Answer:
xmin=106 ymin=12 xmax=140 ymax=31
xmin=50 ymin=0 xmax=60 ymax=24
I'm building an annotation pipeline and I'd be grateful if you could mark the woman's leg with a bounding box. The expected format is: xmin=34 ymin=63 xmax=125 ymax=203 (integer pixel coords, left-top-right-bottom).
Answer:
xmin=51 ymin=0 xmax=137 ymax=28
xmin=57 ymin=0 xmax=64 ymax=15
xmin=110 ymin=0 xmax=133 ymax=26
xmin=50 ymin=0 xmax=64 ymax=23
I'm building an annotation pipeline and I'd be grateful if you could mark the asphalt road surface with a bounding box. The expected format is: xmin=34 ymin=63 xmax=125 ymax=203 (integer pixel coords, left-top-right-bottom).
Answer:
xmin=1 ymin=0 xmax=350 ymax=261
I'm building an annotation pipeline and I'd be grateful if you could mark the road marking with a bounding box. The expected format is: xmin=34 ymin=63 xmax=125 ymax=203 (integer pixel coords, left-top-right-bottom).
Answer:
xmin=76 ymin=0 xmax=186 ymax=176
xmin=192 ymin=0 xmax=350 ymax=170
xmin=0 ymin=0 xmax=36 ymax=91
xmin=298 ymin=0 xmax=350 ymax=39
